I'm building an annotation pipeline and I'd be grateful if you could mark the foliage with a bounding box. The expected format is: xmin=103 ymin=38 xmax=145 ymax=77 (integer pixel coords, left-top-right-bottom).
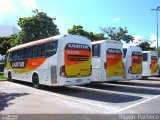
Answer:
xmin=17 ymin=9 xmax=59 ymax=43
xmin=101 ymin=26 xmax=134 ymax=43
xmin=0 ymin=35 xmax=18 ymax=55
xmin=138 ymin=41 xmax=156 ymax=51
xmin=68 ymin=25 xmax=106 ymax=41
xmin=0 ymin=9 xmax=60 ymax=55
xmin=0 ymin=63 xmax=4 ymax=72
xmin=0 ymin=72 xmax=5 ymax=80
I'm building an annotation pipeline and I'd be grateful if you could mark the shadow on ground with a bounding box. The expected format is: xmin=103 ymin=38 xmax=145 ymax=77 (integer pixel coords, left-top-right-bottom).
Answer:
xmin=110 ymin=80 xmax=160 ymax=88
xmin=0 ymin=92 xmax=29 ymax=111
xmin=83 ymin=83 xmax=160 ymax=95
xmin=11 ymin=81 xmax=142 ymax=104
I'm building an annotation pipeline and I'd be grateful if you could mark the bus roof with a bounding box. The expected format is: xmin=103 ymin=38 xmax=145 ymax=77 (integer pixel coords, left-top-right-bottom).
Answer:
xmin=123 ymin=44 xmax=139 ymax=48
xmin=7 ymin=35 xmax=64 ymax=52
xmin=91 ymin=40 xmax=122 ymax=45
xmin=142 ymin=51 xmax=158 ymax=53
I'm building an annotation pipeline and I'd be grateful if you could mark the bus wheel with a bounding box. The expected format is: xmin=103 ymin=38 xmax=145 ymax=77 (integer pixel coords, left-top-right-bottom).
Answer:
xmin=32 ymin=74 xmax=40 ymax=89
xmin=8 ymin=72 xmax=13 ymax=82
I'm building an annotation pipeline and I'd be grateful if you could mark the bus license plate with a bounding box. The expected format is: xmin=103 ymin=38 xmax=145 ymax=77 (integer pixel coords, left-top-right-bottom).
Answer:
xmin=114 ymin=72 xmax=118 ymax=75
xmin=76 ymin=79 xmax=82 ymax=83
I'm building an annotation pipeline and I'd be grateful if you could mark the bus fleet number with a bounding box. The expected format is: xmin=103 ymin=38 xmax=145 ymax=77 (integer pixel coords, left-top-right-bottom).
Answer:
xmin=66 ymin=50 xmax=80 ymax=55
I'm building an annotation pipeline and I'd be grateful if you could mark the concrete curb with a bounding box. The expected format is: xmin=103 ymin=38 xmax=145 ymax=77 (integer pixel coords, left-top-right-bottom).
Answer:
xmin=0 ymin=80 xmax=7 ymax=82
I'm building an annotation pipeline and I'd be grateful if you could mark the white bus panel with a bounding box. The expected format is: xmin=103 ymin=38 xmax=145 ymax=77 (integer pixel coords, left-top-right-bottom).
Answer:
xmin=4 ymin=35 xmax=92 ymax=88
xmin=142 ymin=51 xmax=158 ymax=77
xmin=123 ymin=46 xmax=142 ymax=80
xmin=92 ymin=40 xmax=124 ymax=82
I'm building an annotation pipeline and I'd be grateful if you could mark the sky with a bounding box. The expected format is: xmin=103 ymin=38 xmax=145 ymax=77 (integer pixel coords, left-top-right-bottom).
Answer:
xmin=0 ymin=0 xmax=160 ymax=47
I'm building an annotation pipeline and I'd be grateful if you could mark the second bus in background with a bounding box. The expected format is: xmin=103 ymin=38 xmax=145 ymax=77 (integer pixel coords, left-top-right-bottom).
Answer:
xmin=92 ymin=40 xmax=124 ymax=82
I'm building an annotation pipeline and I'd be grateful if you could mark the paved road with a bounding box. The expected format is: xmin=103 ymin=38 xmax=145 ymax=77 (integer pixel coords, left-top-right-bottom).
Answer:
xmin=0 ymin=79 xmax=160 ymax=117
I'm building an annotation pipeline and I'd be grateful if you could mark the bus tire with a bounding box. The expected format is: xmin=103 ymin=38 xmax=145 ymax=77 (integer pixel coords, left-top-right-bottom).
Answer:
xmin=32 ymin=74 xmax=40 ymax=89
xmin=8 ymin=72 xmax=13 ymax=82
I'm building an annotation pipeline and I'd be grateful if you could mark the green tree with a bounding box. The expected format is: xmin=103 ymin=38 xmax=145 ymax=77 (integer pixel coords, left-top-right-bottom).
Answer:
xmin=68 ymin=25 xmax=106 ymax=41
xmin=0 ymin=35 xmax=18 ymax=55
xmin=157 ymin=47 xmax=160 ymax=56
xmin=138 ymin=41 xmax=156 ymax=51
xmin=17 ymin=9 xmax=59 ymax=43
xmin=101 ymin=26 xmax=134 ymax=43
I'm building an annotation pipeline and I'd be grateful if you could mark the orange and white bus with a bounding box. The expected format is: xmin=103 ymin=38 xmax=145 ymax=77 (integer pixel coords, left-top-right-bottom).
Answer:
xmin=142 ymin=51 xmax=158 ymax=77
xmin=4 ymin=35 xmax=92 ymax=88
xmin=92 ymin=40 xmax=124 ymax=82
xmin=123 ymin=45 xmax=142 ymax=80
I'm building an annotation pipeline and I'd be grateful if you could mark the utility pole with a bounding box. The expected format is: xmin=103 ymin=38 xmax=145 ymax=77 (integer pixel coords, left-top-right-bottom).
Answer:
xmin=151 ymin=6 xmax=160 ymax=49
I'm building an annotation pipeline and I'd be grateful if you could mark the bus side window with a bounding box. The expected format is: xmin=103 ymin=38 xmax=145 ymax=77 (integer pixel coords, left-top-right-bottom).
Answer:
xmin=12 ymin=51 xmax=15 ymax=61
xmin=92 ymin=44 xmax=100 ymax=57
xmin=24 ymin=48 xmax=28 ymax=59
xmin=9 ymin=52 xmax=12 ymax=61
xmin=14 ymin=50 xmax=18 ymax=60
xmin=41 ymin=43 xmax=46 ymax=57
xmin=19 ymin=49 xmax=24 ymax=60
xmin=32 ymin=46 xmax=37 ymax=58
xmin=46 ymin=42 xmax=52 ymax=50
xmin=37 ymin=44 xmax=42 ymax=57
xmin=123 ymin=48 xmax=127 ymax=58
xmin=45 ymin=41 xmax=58 ymax=57
xmin=143 ymin=53 xmax=148 ymax=61
xmin=17 ymin=50 xmax=21 ymax=60
xmin=14 ymin=51 xmax=18 ymax=61
xmin=45 ymin=42 xmax=52 ymax=57
xmin=52 ymin=41 xmax=58 ymax=50
xmin=5 ymin=53 xmax=8 ymax=63
xmin=12 ymin=51 xmax=16 ymax=61
xmin=28 ymin=47 xmax=33 ymax=58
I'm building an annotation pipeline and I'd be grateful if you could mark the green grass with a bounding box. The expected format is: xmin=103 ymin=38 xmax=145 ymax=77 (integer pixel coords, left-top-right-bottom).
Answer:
xmin=0 ymin=73 xmax=5 ymax=80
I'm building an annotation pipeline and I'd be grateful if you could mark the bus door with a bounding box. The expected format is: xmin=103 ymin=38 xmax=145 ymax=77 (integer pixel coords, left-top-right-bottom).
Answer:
xmin=105 ymin=48 xmax=124 ymax=77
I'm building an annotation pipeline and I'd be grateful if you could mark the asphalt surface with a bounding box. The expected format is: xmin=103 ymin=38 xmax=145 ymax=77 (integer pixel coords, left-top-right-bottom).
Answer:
xmin=0 ymin=78 xmax=160 ymax=119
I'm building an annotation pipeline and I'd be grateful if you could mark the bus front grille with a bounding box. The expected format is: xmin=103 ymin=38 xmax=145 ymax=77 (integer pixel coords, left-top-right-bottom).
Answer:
xmin=67 ymin=55 xmax=89 ymax=61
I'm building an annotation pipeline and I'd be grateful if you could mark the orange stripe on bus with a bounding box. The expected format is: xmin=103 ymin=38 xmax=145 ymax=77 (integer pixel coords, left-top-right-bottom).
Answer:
xmin=65 ymin=50 xmax=91 ymax=65
xmin=106 ymin=53 xmax=122 ymax=66
xmin=25 ymin=58 xmax=47 ymax=69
